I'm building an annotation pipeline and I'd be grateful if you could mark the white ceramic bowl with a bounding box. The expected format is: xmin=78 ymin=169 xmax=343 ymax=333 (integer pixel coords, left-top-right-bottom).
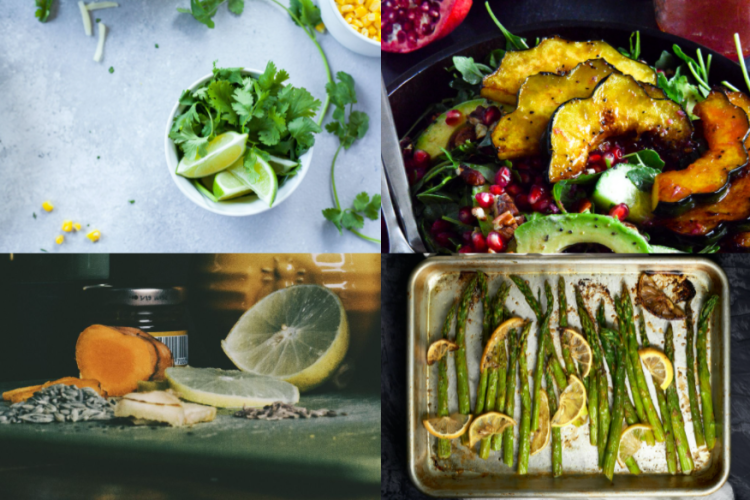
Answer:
xmin=164 ymin=69 xmax=313 ymax=217
xmin=319 ymin=0 xmax=381 ymax=58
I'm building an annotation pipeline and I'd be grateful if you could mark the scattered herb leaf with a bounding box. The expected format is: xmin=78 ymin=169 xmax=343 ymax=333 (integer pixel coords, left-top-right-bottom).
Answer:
xmin=35 ymin=0 xmax=53 ymax=23
xmin=108 ymin=66 xmax=114 ymax=74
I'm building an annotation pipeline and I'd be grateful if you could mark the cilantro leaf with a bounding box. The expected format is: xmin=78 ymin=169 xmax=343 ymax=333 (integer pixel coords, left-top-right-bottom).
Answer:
xmin=169 ymin=124 xmax=209 ymax=160
xmin=257 ymin=61 xmax=290 ymax=93
xmin=289 ymin=0 xmax=322 ymax=28
xmin=178 ymin=0 xmax=222 ymax=29
xmin=322 ymin=208 xmax=344 ymax=233
xmin=212 ymin=62 xmax=244 ymax=85
xmin=172 ymin=102 xmax=202 ymax=133
xmin=326 ymin=72 xmax=357 ymax=109
xmin=232 ymin=88 xmax=255 ymax=125
xmin=288 ymin=116 xmax=321 ymax=154
xmin=279 ymin=86 xmax=321 ymax=120
xmin=35 ymin=0 xmax=53 ymax=23
xmin=353 ymin=192 xmax=370 ymax=212
xmin=227 ymin=0 xmax=244 ymax=15
xmin=342 ymin=211 xmax=364 ymax=230
xmin=364 ymin=194 xmax=381 ymax=220
xmin=207 ymin=80 xmax=239 ymax=126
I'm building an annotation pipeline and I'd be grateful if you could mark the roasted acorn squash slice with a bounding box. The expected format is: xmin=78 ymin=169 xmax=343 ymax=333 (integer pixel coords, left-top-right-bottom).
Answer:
xmin=652 ymin=90 xmax=749 ymax=214
xmin=481 ymin=36 xmax=657 ymax=105
xmin=492 ymin=60 xmax=665 ymax=161
xmin=545 ymin=73 xmax=692 ymax=183
xmin=660 ymin=91 xmax=750 ymax=237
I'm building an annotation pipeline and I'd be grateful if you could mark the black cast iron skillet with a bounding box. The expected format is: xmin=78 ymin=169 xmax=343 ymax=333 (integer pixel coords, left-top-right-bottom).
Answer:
xmin=385 ymin=21 xmax=747 ymax=249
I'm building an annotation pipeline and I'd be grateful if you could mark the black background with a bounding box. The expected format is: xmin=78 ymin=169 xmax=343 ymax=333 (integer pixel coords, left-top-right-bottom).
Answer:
xmin=381 ymin=254 xmax=750 ymax=499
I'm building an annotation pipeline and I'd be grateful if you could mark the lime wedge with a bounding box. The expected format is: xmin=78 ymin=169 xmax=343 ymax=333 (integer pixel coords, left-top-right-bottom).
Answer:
xmin=222 ymin=285 xmax=349 ymax=392
xmin=166 ymin=366 xmax=299 ymax=408
xmin=213 ymin=157 xmax=254 ymax=201
xmin=176 ymin=131 xmax=247 ymax=179
xmin=266 ymin=154 xmax=299 ymax=176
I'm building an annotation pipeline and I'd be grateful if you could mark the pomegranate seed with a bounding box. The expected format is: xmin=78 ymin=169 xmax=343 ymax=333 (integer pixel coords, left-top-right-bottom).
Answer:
xmin=603 ymin=152 xmax=615 ymax=167
xmin=458 ymin=245 xmax=475 ymax=254
xmin=486 ymin=231 xmax=505 ymax=252
xmin=600 ymin=141 xmax=612 ymax=152
xmin=576 ymin=199 xmax=593 ymax=213
xmin=489 ymin=184 xmax=505 ymax=196
xmin=589 ymin=153 xmax=603 ymax=164
xmin=532 ymin=197 xmax=550 ymax=213
xmin=515 ymin=193 xmax=531 ymax=212
xmin=412 ymin=149 xmax=430 ymax=169
xmin=529 ymin=157 xmax=543 ymax=169
xmin=494 ymin=166 xmax=512 ymax=187
xmin=431 ymin=219 xmax=452 ymax=235
xmin=533 ymin=174 xmax=544 ymax=185
xmin=445 ymin=110 xmax=462 ymax=126
xmin=471 ymin=231 xmax=487 ymax=252
xmin=518 ymin=171 xmax=532 ymax=185
xmin=458 ymin=206 xmax=477 ymax=225
xmin=506 ymin=183 xmax=522 ymax=197
xmin=515 ymin=161 xmax=529 ymax=171
xmin=483 ymin=106 xmax=502 ymax=126
xmin=461 ymin=231 xmax=473 ymax=245
xmin=434 ymin=232 xmax=456 ymax=247
xmin=475 ymin=192 xmax=494 ymax=209
xmin=611 ymin=146 xmax=623 ymax=160
xmin=528 ymin=184 xmax=546 ymax=205
xmin=609 ymin=203 xmax=630 ymax=221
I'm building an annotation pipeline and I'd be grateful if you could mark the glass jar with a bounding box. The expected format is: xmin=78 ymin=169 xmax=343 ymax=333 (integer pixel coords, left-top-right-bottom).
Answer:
xmin=84 ymin=286 xmax=189 ymax=366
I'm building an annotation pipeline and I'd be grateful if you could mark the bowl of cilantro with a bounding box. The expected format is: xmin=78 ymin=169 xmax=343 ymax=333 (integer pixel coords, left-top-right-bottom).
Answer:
xmin=165 ymin=62 xmax=322 ymax=216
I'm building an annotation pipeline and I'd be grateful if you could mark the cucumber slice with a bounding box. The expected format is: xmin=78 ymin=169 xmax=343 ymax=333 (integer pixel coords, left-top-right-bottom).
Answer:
xmin=591 ymin=163 xmax=653 ymax=223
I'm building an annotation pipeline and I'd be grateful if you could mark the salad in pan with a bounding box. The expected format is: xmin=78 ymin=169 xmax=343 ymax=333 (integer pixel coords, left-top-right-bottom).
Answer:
xmin=400 ymin=13 xmax=750 ymax=254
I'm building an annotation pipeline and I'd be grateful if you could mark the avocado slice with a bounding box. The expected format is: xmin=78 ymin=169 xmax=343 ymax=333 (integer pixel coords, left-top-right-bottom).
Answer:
xmin=591 ymin=163 xmax=653 ymax=223
xmin=514 ymin=213 xmax=652 ymax=253
xmin=414 ymin=99 xmax=489 ymax=160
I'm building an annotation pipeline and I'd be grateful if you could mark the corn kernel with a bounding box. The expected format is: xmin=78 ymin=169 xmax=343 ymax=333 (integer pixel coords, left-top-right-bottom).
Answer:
xmin=369 ymin=0 xmax=380 ymax=11
xmin=42 ymin=201 xmax=54 ymax=212
xmin=353 ymin=19 xmax=363 ymax=27
xmin=354 ymin=6 xmax=367 ymax=17
xmin=361 ymin=28 xmax=369 ymax=37
xmin=344 ymin=15 xmax=354 ymax=23
xmin=340 ymin=4 xmax=354 ymax=12
xmin=368 ymin=26 xmax=377 ymax=36
xmin=73 ymin=222 xmax=81 ymax=231
xmin=62 ymin=220 xmax=73 ymax=232
xmin=87 ymin=230 xmax=101 ymax=242
xmin=55 ymin=235 xmax=64 ymax=245
xmin=365 ymin=12 xmax=376 ymax=22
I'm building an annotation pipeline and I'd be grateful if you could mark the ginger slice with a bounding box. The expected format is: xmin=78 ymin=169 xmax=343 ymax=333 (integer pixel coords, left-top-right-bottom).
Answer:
xmin=113 ymin=327 xmax=173 ymax=381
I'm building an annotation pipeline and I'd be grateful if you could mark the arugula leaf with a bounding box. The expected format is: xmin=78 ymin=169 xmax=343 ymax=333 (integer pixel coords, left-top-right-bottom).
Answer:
xmin=484 ymin=2 xmax=528 ymax=50
xmin=626 ymin=166 xmax=660 ymax=192
xmin=35 ymin=0 xmax=53 ymax=23
xmin=672 ymin=43 xmax=711 ymax=92
xmin=486 ymin=49 xmax=506 ymax=69
xmin=623 ymin=149 xmax=665 ymax=170
xmin=290 ymin=0 xmax=322 ymax=28
xmin=657 ymin=68 xmax=704 ymax=118
xmin=552 ymin=172 xmax=602 ymax=213
xmin=452 ymin=56 xmax=493 ymax=86
xmin=654 ymin=50 xmax=676 ymax=70
xmin=169 ymin=124 xmax=209 ymax=160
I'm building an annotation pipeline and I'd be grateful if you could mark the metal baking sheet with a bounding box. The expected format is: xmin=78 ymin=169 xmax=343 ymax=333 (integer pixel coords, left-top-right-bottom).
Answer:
xmin=407 ymin=255 xmax=730 ymax=497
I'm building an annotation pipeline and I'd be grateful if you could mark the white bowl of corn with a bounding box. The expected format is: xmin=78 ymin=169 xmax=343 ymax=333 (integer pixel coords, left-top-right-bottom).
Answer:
xmin=320 ymin=0 xmax=380 ymax=57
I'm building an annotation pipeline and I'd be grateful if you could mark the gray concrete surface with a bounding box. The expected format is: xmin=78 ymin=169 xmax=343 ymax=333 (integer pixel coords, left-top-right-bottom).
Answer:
xmin=0 ymin=0 xmax=380 ymax=252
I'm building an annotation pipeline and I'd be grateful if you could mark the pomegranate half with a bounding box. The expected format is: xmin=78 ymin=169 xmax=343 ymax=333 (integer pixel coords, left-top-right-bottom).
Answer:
xmin=381 ymin=0 xmax=473 ymax=54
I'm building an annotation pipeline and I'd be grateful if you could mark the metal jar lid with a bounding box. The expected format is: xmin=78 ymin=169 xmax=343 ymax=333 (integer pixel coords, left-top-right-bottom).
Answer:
xmin=83 ymin=285 xmax=186 ymax=306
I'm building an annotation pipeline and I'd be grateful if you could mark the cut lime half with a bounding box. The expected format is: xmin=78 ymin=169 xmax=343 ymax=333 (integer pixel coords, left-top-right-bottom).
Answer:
xmin=213 ymin=157 xmax=255 ymax=201
xmin=222 ymin=285 xmax=349 ymax=392
xmin=166 ymin=366 xmax=300 ymax=408
xmin=176 ymin=131 xmax=247 ymax=179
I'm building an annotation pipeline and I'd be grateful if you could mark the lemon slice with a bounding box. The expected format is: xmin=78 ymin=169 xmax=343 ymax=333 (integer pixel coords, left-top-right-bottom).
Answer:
xmin=530 ymin=390 xmax=551 ymax=456
xmin=481 ymin=317 xmax=525 ymax=371
xmin=618 ymin=423 xmax=653 ymax=467
xmin=468 ymin=411 xmax=516 ymax=448
xmin=222 ymin=285 xmax=349 ymax=392
xmin=638 ymin=347 xmax=673 ymax=390
xmin=212 ymin=157 xmax=255 ymax=200
xmin=551 ymin=374 xmax=587 ymax=428
xmin=427 ymin=339 xmax=458 ymax=365
xmin=176 ymin=131 xmax=248 ymax=178
xmin=165 ymin=366 xmax=300 ymax=408
xmin=561 ymin=328 xmax=593 ymax=379
xmin=423 ymin=413 xmax=472 ymax=440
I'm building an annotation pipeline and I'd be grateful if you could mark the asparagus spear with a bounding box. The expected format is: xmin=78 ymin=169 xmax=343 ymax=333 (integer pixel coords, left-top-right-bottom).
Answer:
xmin=502 ymin=328 xmax=520 ymax=466
xmin=517 ymin=321 xmax=533 ymax=475
xmin=490 ymin=283 xmax=511 ymax=452
xmin=558 ymin=277 xmax=578 ymax=378
xmin=603 ymin=335 xmax=628 ymax=481
xmin=510 ymin=276 xmax=567 ymax=389
xmin=684 ymin=300 xmax=706 ymax=449
xmin=600 ymin=327 xmax=640 ymax=426
xmin=639 ymin=314 xmax=677 ymax=475
xmin=479 ymin=365 xmax=499 ymax=459
xmin=437 ymin=301 xmax=458 ymax=459
xmin=574 ymin=286 xmax=602 ymax=447
xmin=545 ymin=362 xmax=563 ymax=477
xmin=614 ymin=294 xmax=652 ymax=445
xmin=532 ymin=282 xmax=554 ymax=431
xmin=455 ymin=275 xmax=479 ymax=428
xmin=474 ymin=273 xmax=491 ymax=419
xmin=697 ymin=294 xmax=719 ymax=450
xmin=665 ymin=323 xmax=695 ymax=474
xmin=619 ymin=285 xmax=665 ymax=442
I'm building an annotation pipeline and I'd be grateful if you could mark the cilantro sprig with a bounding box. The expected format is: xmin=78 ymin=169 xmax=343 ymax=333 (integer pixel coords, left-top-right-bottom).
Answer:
xmin=35 ymin=0 xmax=53 ymax=22
xmin=169 ymin=61 xmax=321 ymax=173
xmin=321 ymin=73 xmax=380 ymax=244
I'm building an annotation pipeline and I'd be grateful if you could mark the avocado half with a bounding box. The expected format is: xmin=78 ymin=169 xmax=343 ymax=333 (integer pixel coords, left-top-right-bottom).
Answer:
xmin=514 ymin=213 xmax=661 ymax=253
